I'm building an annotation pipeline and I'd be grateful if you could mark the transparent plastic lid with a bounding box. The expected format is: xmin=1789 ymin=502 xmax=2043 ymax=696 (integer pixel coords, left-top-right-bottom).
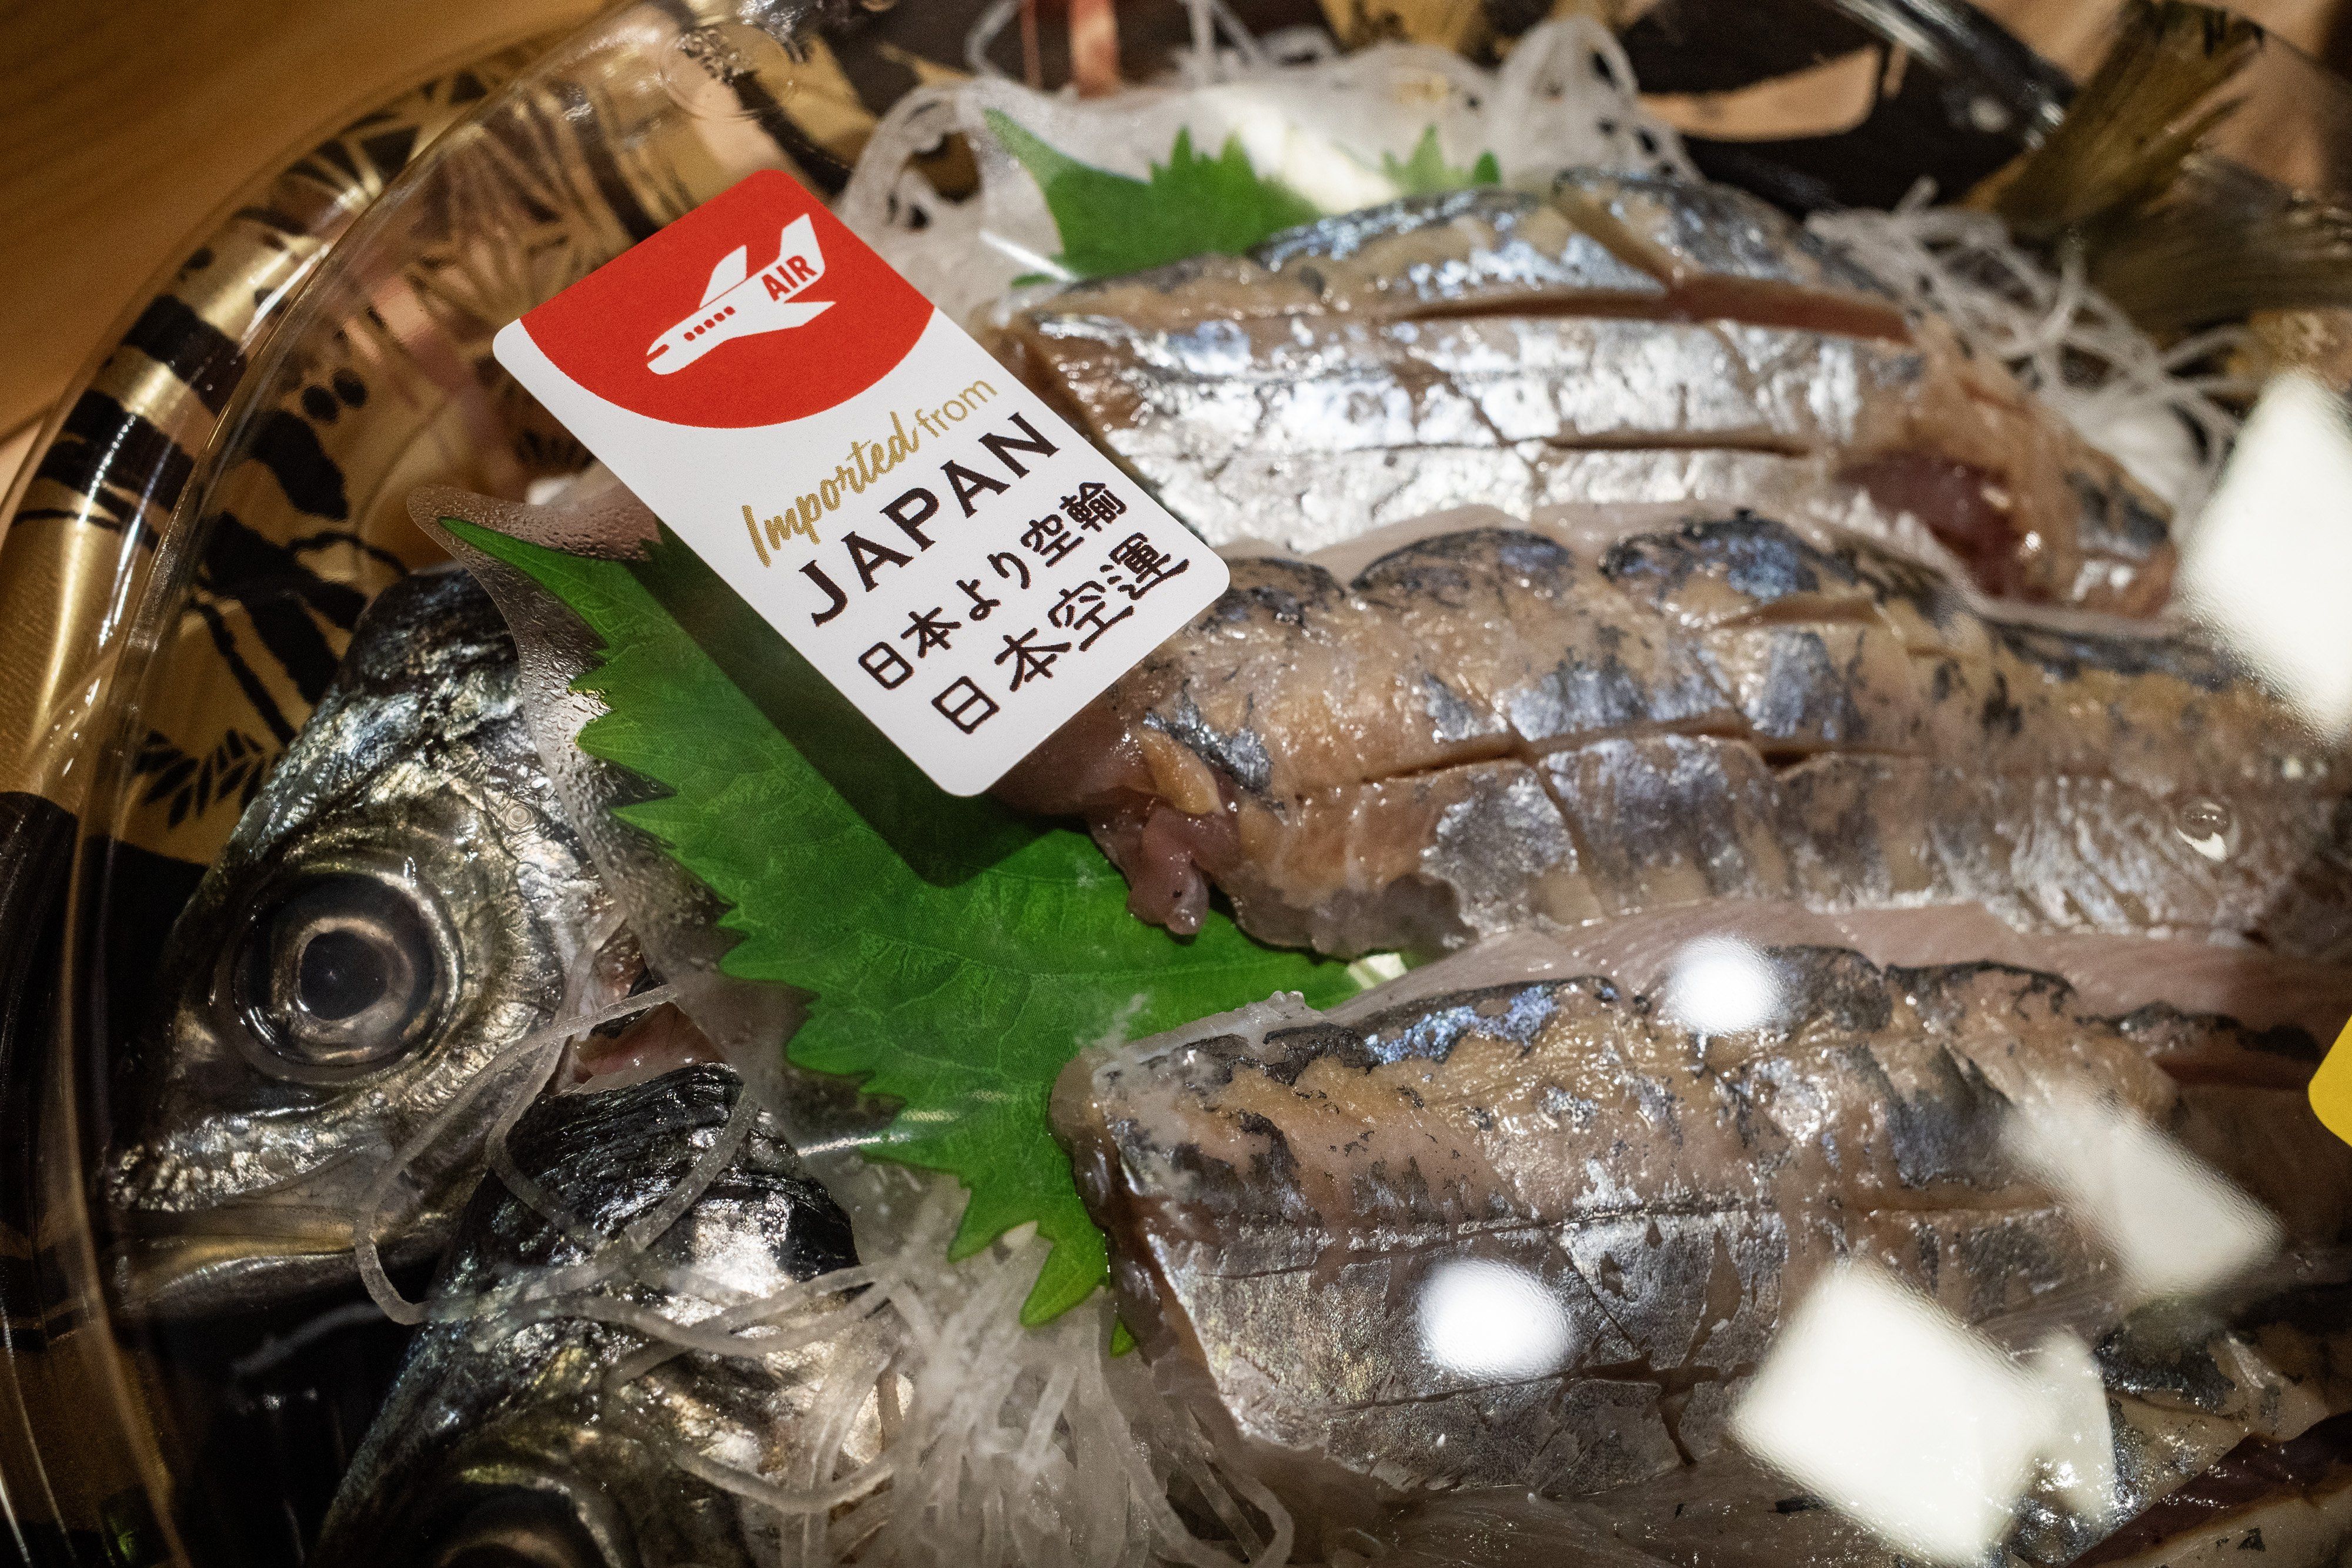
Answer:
xmin=16 ymin=2 xmax=2352 ymax=1566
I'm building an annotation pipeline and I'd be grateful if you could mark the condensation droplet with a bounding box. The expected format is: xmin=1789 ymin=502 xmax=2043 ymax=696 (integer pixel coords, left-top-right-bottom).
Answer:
xmin=1664 ymin=937 xmax=1782 ymax=1035
xmin=659 ymin=22 xmax=800 ymax=122
xmin=1417 ymin=1258 xmax=1573 ymax=1380
xmin=2174 ymin=798 xmax=2233 ymax=862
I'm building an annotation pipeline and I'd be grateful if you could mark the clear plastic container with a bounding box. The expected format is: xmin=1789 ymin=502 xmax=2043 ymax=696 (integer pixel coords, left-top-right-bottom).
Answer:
xmin=6 ymin=2 xmax=2352 ymax=1564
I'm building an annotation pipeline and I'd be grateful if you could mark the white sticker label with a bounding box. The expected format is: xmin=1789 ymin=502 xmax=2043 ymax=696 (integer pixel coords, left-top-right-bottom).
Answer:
xmin=493 ymin=169 xmax=1225 ymax=797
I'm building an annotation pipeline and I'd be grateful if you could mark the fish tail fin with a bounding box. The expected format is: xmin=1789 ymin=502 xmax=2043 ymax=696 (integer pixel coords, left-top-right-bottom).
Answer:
xmin=1973 ymin=1 xmax=2352 ymax=334
xmin=1975 ymin=0 xmax=2263 ymax=243
xmin=2086 ymin=166 xmax=2352 ymax=334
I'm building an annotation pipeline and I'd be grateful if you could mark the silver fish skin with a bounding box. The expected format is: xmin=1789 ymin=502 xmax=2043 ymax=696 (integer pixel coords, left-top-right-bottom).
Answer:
xmin=1051 ymin=937 xmax=2352 ymax=1551
xmin=996 ymin=177 xmax=2173 ymax=614
xmin=998 ymin=516 xmax=2352 ymax=961
xmin=315 ymin=1064 xmax=868 ymax=1568
xmin=1359 ymin=1422 xmax=2352 ymax=1568
xmin=103 ymin=567 xmax=612 ymax=1316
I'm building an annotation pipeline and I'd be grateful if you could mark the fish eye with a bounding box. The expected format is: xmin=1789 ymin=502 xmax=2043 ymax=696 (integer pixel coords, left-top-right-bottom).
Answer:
xmin=230 ymin=871 xmax=449 ymax=1079
xmin=399 ymin=1484 xmax=622 ymax=1568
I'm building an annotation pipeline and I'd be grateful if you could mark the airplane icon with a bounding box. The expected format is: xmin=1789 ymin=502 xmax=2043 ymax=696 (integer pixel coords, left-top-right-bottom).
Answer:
xmin=645 ymin=213 xmax=833 ymax=375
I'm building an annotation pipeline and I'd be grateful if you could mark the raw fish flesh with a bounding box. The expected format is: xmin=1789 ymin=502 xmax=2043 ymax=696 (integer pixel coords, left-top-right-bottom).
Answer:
xmin=1053 ymin=930 xmax=2352 ymax=1553
xmin=995 ymin=176 xmax=2173 ymax=613
xmin=1000 ymin=515 xmax=2350 ymax=961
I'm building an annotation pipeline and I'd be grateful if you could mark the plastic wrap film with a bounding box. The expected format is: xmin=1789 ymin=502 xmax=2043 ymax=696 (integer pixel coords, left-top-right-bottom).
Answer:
xmin=0 ymin=49 xmax=549 ymax=1568
xmin=408 ymin=475 xmax=889 ymax=1154
xmin=21 ymin=2 xmax=2352 ymax=1567
xmin=0 ymin=49 xmax=544 ymax=850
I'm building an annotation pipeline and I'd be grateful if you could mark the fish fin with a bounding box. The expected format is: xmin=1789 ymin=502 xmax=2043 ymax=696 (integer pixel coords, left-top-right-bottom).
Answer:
xmin=701 ymin=244 xmax=750 ymax=305
xmin=1972 ymin=0 xmax=2263 ymax=243
xmin=2089 ymin=165 xmax=2352 ymax=333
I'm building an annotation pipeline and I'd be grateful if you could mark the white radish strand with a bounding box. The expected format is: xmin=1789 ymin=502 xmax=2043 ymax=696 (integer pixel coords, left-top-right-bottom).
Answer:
xmin=352 ymin=985 xmax=676 ymax=1323
xmin=839 ymin=16 xmax=1688 ymax=326
xmin=661 ymin=1174 xmax=1284 ymax=1568
xmin=1811 ymin=200 xmax=2246 ymax=518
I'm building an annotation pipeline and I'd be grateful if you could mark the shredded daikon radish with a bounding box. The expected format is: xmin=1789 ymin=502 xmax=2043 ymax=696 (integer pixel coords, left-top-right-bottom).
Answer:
xmin=787 ymin=1170 xmax=1285 ymax=1568
xmin=353 ymin=984 xmax=677 ymax=1324
xmin=576 ymin=1161 xmax=1285 ymax=1568
xmin=1811 ymin=190 xmax=2247 ymax=519
xmin=444 ymin=1116 xmax=1268 ymax=1567
xmin=838 ymin=15 xmax=1689 ymax=325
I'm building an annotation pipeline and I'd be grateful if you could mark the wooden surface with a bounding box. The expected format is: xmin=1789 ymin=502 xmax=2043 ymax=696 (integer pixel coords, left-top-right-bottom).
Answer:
xmin=0 ymin=0 xmax=602 ymax=477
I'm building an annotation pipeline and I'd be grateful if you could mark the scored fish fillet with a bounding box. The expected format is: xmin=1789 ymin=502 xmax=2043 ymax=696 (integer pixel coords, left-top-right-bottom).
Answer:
xmin=999 ymin=514 xmax=2350 ymax=962
xmin=995 ymin=175 xmax=2173 ymax=614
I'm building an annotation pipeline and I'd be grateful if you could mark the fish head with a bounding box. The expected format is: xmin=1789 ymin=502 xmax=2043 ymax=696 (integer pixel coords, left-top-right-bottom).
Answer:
xmin=316 ymin=1392 xmax=749 ymax=1568
xmin=103 ymin=567 xmax=610 ymax=1316
xmin=316 ymin=1065 xmax=871 ymax=1568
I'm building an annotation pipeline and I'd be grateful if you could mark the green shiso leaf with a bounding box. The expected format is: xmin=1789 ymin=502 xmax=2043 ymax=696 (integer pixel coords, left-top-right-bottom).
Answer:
xmin=1381 ymin=125 xmax=1502 ymax=195
xmin=985 ymin=112 xmax=1505 ymax=279
xmin=445 ymin=516 xmax=1354 ymax=1325
xmin=985 ymin=108 xmax=1320 ymax=278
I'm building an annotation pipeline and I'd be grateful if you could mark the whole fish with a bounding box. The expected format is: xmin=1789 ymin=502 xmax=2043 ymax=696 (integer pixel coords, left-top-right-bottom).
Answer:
xmin=998 ymin=514 xmax=2352 ymax=962
xmin=994 ymin=175 xmax=2173 ymax=614
xmin=103 ymin=567 xmax=620 ymax=1315
xmin=1051 ymin=931 xmax=2352 ymax=1556
xmin=314 ymin=1063 xmax=874 ymax=1568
